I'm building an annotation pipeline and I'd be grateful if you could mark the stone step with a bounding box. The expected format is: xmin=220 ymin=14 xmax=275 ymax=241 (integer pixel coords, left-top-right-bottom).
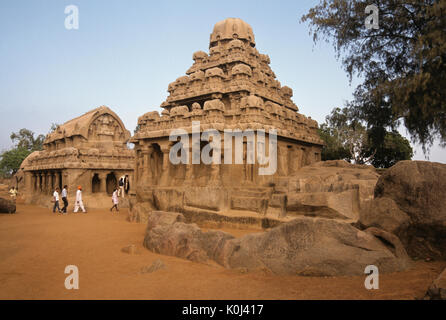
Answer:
xmin=231 ymin=190 xmax=268 ymax=198
xmin=230 ymin=196 xmax=269 ymax=213
xmin=230 ymin=187 xmax=271 ymax=198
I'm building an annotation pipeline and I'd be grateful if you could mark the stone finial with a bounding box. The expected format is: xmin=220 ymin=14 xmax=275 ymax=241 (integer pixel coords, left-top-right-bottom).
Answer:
xmin=210 ymin=18 xmax=256 ymax=47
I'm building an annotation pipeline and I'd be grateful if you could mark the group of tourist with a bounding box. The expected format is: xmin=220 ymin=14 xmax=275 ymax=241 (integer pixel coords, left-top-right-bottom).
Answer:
xmin=51 ymin=185 xmax=121 ymax=214
xmin=52 ymin=185 xmax=86 ymax=214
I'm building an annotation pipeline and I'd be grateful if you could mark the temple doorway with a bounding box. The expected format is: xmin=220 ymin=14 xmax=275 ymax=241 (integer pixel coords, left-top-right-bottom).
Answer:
xmin=106 ymin=173 xmax=117 ymax=195
xmin=92 ymin=174 xmax=100 ymax=193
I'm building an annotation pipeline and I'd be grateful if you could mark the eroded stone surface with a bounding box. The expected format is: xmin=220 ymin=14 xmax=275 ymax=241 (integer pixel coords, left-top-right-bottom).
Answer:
xmin=425 ymin=268 xmax=446 ymax=300
xmin=0 ymin=197 xmax=16 ymax=214
xmin=143 ymin=211 xmax=411 ymax=276
xmin=364 ymin=161 xmax=446 ymax=260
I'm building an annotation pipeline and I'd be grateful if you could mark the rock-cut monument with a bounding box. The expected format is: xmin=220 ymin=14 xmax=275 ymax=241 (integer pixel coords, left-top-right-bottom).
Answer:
xmin=19 ymin=106 xmax=134 ymax=208
xmin=130 ymin=18 xmax=325 ymax=222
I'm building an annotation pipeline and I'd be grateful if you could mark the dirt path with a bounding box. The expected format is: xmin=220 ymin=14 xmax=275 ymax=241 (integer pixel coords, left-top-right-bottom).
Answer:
xmin=0 ymin=202 xmax=443 ymax=300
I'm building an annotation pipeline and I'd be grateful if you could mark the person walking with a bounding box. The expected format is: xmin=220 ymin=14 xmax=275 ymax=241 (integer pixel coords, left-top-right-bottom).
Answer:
xmin=61 ymin=185 xmax=68 ymax=214
xmin=124 ymin=175 xmax=130 ymax=195
xmin=9 ymin=187 xmax=18 ymax=202
xmin=110 ymin=188 xmax=119 ymax=212
xmin=118 ymin=177 xmax=124 ymax=197
xmin=53 ymin=187 xmax=62 ymax=214
xmin=73 ymin=186 xmax=86 ymax=213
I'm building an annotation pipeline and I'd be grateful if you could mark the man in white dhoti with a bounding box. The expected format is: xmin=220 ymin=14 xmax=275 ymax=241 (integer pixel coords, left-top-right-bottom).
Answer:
xmin=110 ymin=188 xmax=119 ymax=212
xmin=73 ymin=186 xmax=86 ymax=213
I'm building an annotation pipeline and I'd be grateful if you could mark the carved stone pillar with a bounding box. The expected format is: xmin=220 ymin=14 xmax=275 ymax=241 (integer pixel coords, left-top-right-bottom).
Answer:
xmin=184 ymin=145 xmax=193 ymax=184
xmin=42 ymin=172 xmax=47 ymax=193
xmin=47 ymin=172 xmax=52 ymax=193
xmin=209 ymin=145 xmax=221 ymax=186
xmin=55 ymin=172 xmax=60 ymax=190
xmin=31 ymin=173 xmax=36 ymax=193
xmin=278 ymin=146 xmax=288 ymax=176
xmin=135 ymin=149 xmax=140 ymax=184
xmin=145 ymin=147 xmax=154 ymax=180
xmin=98 ymin=172 xmax=107 ymax=193
xmin=160 ymin=145 xmax=171 ymax=186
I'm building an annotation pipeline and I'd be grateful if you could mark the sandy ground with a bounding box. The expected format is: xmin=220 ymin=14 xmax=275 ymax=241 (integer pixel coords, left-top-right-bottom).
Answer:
xmin=0 ymin=199 xmax=444 ymax=300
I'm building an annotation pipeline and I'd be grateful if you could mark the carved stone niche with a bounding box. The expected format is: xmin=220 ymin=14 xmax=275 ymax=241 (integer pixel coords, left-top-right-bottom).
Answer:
xmin=89 ymin=114 xmax=121 ymax=143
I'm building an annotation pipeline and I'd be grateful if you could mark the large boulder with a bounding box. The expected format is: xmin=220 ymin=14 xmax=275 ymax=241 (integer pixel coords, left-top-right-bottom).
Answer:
xmin=368 ymin=161 xmax=446 ymax=260
xmin=0 ymin=197 xmax=16 ymax=213
xmin=283 ymin=160 xmax=379 ymax=221
xmin=143 ymin=211 xmax=411 ymax=276
xmin=425 ymin=268 xmax=446 ymax=300
xmin=359 ymin=197 xmax=410 ymax=235
xmin=143 ymin=211 xmax=234 ymax=263
xmin=223 ymin=217 xmax=411 ymax=276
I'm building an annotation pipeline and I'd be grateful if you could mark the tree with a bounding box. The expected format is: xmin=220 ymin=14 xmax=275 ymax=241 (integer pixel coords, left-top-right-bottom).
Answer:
xmin=0 ymin=148 xmax=31 ymax=177
xmin=48 ymin=123 xmax=60 ymax=134
xmin=320 ymin=107 xmax=413 ymax=167
xmin=0 ymin=128 xmax=46 ymax=178
xmin=318 ymin=126 xmax=351 ymax=161
xmin=302 ymin=0 xmax=446 ymax=153
xmin=10 ymin=128 xmax=45 ymax=152
xmin=365 ymin=131 xmax=413 ymax=168
xmin=319 ymin=107 xmax=372 ymax=164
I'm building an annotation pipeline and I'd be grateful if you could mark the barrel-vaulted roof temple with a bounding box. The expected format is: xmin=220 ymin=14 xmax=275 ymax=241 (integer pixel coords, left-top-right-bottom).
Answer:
xmin=20 ymin=106 xmax=134 ymax=207
xmin=19 ymin=18 xmax=323 ymax=214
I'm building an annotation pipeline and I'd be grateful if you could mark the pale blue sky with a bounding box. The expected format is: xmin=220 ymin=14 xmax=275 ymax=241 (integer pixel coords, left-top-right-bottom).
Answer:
xmin=0 ymin=0 xmax=444 ymax=162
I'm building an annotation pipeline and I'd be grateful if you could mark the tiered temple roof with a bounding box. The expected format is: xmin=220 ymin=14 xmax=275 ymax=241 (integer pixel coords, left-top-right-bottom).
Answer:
xmin=132 ymin=18 xmax=323 ymax=146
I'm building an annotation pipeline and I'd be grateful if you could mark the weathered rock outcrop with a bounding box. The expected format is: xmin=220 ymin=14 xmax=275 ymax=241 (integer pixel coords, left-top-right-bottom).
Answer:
xmin=359 ymin=197 xmax=410 ymax=235
xmin=361 ymin=161 xmax=446 ymax=260
xmin=143 ymin=211 xmax=234 ymax=263
xmin=143 ymin=211 xmax=411 ymax=276
xmin=277 ymin=160 xmax=379 ymax=221
xmin=0 ymin=197 xmax=16 ymax=213
xmin=425 ymin=268 xmax=446 ymax=300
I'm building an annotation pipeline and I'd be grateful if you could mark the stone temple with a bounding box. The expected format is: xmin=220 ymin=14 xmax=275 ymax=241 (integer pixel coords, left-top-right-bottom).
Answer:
xmin=130 ymin=18 xmax=325 ymax=222
xmin=20 ymin=106 xmax=134 ymax=208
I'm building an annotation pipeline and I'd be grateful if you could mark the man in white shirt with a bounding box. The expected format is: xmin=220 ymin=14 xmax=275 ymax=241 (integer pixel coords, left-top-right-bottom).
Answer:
xmin=53 ymin=187 xmax=62 ymax=214
xmin=73 ymin=186 xmax=86 ymax=213
xmin=110 ymin=188 xmax=119 ymax=212
xmin=9 ymin=187 xmax=18 ymax=201
xmin=61 ymin=185 xmax=68 ymax=214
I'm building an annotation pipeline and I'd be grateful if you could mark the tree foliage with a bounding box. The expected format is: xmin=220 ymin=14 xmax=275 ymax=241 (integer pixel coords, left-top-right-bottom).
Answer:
xmin=302 ymin=0 xmax=446 ymax=152
xmin=0 ymin=148 xmax=31 ymax=176
xmin=320 ymin=107 xmax=413 ymax=167
xmin=365 ymin=131 xmax=414 ymax=168
xmin=319 ymin=107 xmax=372 ymax=164
xmin=1 ymin=128 xmax=45 ymax=177
xmin=10 ymin=128 xmax=45 ymax=152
